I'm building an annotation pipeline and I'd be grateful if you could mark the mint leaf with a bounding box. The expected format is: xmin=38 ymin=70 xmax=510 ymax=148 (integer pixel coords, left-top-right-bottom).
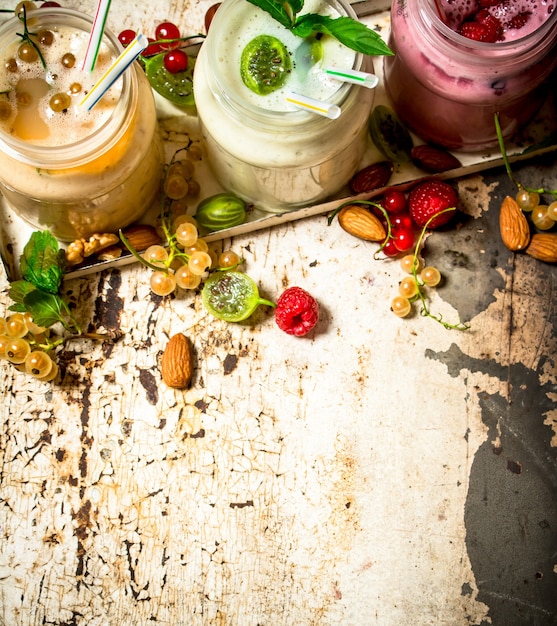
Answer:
xmin=23 ymin=289 xmax=69 ymax=329
xmin=245 ymin=0 xmax=393 ymax=56
xmin=8 ymin=279 xmax=36 ymax=309
xmin=246 ymin=0 xmax=299 ymax=28
xmin=293 ymin=14 xmax=393 ymax=56
xmin=20 ymin=231 xmax=65 ymax=294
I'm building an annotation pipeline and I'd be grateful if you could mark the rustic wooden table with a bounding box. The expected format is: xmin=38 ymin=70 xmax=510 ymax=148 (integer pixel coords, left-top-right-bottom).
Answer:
xmin=0 ymin=1 xmax=556 ymax=625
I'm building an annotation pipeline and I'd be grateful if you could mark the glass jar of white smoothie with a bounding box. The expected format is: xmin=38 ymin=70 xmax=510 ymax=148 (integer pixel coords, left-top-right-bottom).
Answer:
xmin=194 ymin=0 xmax=376 ymax=212
xmin=0 ymin=7 xmax=164 ymax=241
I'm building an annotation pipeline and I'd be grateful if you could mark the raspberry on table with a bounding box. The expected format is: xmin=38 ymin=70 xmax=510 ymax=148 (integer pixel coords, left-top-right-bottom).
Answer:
xmin=275 ymin=286 xmax=319 ymax=336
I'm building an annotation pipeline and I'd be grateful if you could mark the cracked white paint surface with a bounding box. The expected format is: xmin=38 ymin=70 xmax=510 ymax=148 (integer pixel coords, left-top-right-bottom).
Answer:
xmin=1 ymin=1 xmax=555 ymax=624
xmin=1 ymin=206 xmax=498 ymax=625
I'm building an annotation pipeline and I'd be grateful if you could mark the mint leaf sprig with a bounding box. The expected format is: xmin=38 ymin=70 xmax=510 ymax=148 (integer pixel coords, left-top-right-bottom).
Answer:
xmin=8 ymin=231 xmax=81 ymax=334
xmin=7 ymin=231 xmax=113 ymax=348
xmin=246 ymin=0 xmax=393 ymax=56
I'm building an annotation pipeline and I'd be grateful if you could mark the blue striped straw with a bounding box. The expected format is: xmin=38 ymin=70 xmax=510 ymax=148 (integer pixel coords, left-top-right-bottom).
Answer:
xmin=80 ymin=33 xmax=148 ymax=111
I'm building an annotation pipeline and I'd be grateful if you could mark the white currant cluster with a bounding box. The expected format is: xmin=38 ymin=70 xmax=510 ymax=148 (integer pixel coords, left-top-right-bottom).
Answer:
xmin=0 ymin=312 xmax=58 ymax=381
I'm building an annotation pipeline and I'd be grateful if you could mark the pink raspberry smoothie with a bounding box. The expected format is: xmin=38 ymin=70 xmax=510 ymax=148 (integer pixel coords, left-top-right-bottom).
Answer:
xmin=384 ymin=0 xmax=557 ymax=151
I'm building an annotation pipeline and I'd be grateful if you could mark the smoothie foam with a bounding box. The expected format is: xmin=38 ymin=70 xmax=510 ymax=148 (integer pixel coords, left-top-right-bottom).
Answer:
xmin=214 ymin=0 xmax=356 ymax=112
xmin=0 ymin=25 xmax=121 ymax=146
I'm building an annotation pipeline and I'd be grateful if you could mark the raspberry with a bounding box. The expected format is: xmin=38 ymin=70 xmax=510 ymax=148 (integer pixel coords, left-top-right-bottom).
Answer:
xmin=475 ymin=10 xmax=503 ymax=41
xmin=459 ymin=20 xmax=497 ymax=42
xmin=275 ymin=286 xmax=319 ymax=336
xmin=408 ymin=180 xmax=458 ymax=229
xmin=507 ymin=12 xmax=531 ymax=29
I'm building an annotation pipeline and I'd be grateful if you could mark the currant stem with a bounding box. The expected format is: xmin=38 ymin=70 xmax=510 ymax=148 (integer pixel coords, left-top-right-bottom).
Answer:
xmin=216 ymin=260 xmax=245 ymax=272
xmin=121 ymin=146 xmax=202 ymax=274
xmin=140 ymin=34 xmax=206 ymax=61
xmin=17 ymin=6 xmax=46 ymax=69
xmin=495 ymin=113 xmax=557 ymax=199
xmin=119 ymin=229 xmax=171 ymax=272
xmin=411 ymin=209 xmax=469 ymax=331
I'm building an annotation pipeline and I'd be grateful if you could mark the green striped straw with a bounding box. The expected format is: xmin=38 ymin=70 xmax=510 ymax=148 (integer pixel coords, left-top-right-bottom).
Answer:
xmin=82 ymin=0 xmax=112 ymax=72
xmin=325 ymin=67 xmax=379 ymax=89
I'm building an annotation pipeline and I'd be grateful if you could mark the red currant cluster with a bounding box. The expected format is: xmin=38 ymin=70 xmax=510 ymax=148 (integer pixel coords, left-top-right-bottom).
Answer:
xmin=118 ymin=21 xmax=189 ymax=73
xmin=335 ymin=179 xmax=467 ymax=328
xmin=367 ymin=186 xmax=452 ymax=321
xmin=375 ymin=188 xmax=416 ymax=257
xmin=372 ymin=179 xmax=457 ymax=258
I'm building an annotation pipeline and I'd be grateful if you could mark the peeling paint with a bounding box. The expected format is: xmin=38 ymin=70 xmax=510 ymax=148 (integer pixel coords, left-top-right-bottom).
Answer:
xmin=0 ymin=3 xmax=555 ymax=624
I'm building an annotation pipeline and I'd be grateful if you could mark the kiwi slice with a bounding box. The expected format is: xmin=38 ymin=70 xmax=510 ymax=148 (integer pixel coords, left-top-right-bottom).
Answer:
xmin=369 ymin=104 xmax=414 ymax=162
xmin=144 ymin=54 xmax=196 ymax=106
xmin=240 ymin=34 xmax=292 ymax=96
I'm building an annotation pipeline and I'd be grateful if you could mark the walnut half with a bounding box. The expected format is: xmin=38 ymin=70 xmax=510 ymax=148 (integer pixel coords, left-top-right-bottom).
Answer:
xmin=66 ymin=233 xmax=120 ymax=266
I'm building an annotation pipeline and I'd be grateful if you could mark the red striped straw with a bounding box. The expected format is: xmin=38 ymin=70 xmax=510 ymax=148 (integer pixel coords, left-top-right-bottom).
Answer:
xmin=82 ymin=0 xmax=112 ymax=72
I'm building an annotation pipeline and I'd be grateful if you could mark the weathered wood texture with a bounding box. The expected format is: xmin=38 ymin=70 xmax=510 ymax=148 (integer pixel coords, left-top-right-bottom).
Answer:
xmin=0 ymin=1 xmax=556 ymax=624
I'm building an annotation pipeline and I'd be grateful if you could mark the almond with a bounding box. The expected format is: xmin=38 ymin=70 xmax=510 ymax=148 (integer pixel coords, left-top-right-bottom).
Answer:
xmin=161 ymin=333 xmax=193 ymax=389
xmin=349 ymin=160 xmax=394 ymax=194
xmin=338 ymin=205 xmax=386 ymax=242
xmin=499 ymin=196 xmax=530 ymax=251
xmin=410 ymin=144 xmax=462 ymax=173
xmin=525 ymin=233 xmax=557 ymax=263
xmin=121 ymin=224 xmax=161 ymax=251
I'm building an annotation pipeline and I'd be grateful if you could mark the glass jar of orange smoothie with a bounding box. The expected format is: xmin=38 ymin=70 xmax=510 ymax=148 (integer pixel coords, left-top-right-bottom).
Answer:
xmin=0 ymin=7 xmax=164 ymax=241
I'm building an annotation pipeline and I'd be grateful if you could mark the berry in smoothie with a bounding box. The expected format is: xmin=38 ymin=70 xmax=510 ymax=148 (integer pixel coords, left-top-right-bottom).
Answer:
xmin=442 ymin=0 xmax=554 ymax=42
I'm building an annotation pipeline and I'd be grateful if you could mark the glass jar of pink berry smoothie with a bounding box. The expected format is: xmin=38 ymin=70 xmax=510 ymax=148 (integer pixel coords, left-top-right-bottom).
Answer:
xmin=0 ymin=7 xmax=164 ymax=241
xmin=384 ymin=0 xmax=557 ymax=151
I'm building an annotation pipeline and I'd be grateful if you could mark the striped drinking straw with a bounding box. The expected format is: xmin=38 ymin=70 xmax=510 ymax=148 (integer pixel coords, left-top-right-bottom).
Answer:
xmin=82 ymin=0 xmax=112 ymax=72
xmin=79 ymin=33 xmax=148 ymax=111
xmin=285 ymin=92 xmax=342 ymax=119
xmin=324 ymin=67 xmax=379 ymax=89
